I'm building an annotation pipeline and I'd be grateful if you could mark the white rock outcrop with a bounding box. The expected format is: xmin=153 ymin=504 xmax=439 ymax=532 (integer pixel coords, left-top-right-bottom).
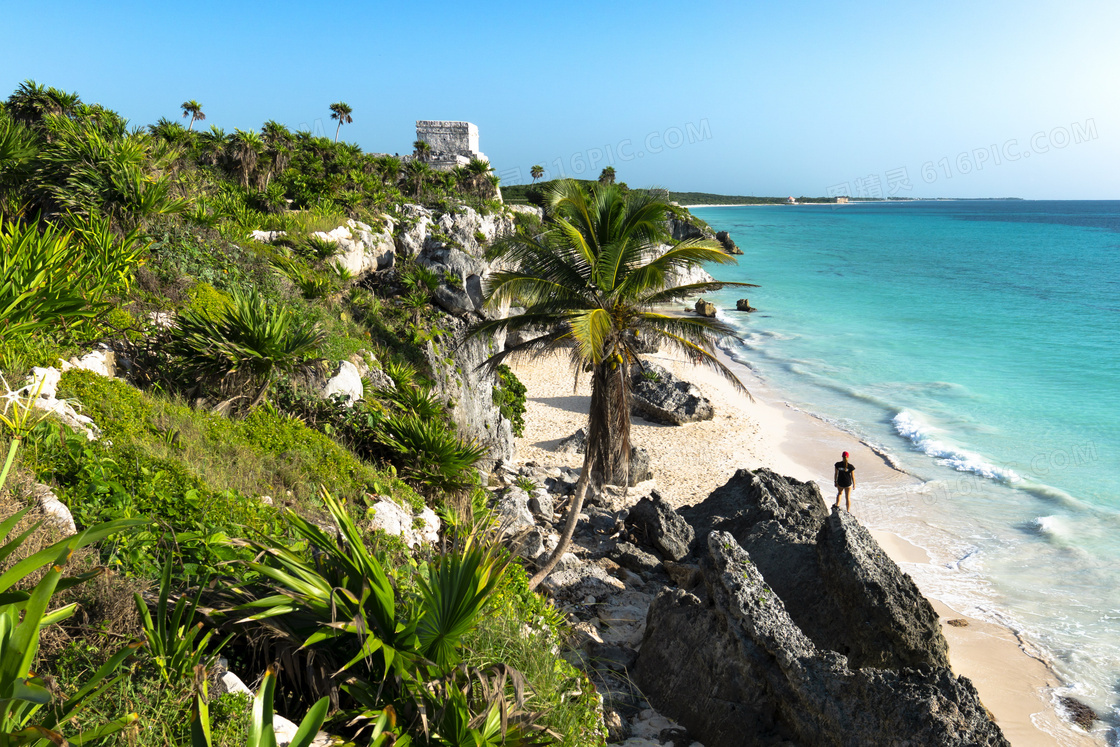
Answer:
xmin=32 ymin=483 xmax=77 ymax=535
xmin=10 ymin=368 xmax=100 ymax=440
xmin=61 ymin=349 xmax=117 ymax=378
xmin=317 ymin=219 xmax=396 ymax=276
xmin=367 ymin=499 xmax=442 ymax=548
xmin=250 ymin=229 xmax=287 ymax=243
xmin=321 ymin=361 xmax=363 ymax=406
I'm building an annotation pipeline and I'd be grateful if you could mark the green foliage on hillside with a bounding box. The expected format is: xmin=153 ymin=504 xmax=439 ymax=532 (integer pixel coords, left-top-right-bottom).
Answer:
xmin=0 ymin=79 xmax=610 ymax=745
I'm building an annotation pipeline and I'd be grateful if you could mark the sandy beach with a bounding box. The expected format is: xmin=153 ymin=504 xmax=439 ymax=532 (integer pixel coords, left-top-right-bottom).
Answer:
xmin=511 ymin=344 xmax=1100 ymax=746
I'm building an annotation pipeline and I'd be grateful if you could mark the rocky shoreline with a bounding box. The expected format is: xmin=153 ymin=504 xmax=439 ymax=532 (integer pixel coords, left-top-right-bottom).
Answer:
xmin=493 ymin=454 xmax=1009 ymax=745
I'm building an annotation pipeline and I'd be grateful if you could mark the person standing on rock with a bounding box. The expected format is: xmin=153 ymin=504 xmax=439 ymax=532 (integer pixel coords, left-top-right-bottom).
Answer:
xmin=834 ymin=451 xmax=855 ymax=511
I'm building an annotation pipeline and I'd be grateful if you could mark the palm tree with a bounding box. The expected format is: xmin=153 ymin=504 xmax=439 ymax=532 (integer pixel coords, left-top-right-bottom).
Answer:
xmin=8 ymin=80 xmax=80 ymax=126
xmin=530 ymin=164 xmax=544 ymax=184
xmin=229 ymin=129 xmax=264 ymax=189
xmin=403 ymin=158 xmax=433 ymax=199
xmin=450 ymin=164 xmax=470 ymax=192
xmin=469 ymin=180 xmax=756 ymax=589
xmin=466 ymin=157 xmax=494 ymax=198
xmin=260 ymin=120 xmax=293 ymax=188
xmin=374 ymin=154 xmax=402 ymax=184
xmin=329 ymin=101 xmax=352 ymax=143
xmin=598 ymin=166 xmax=616 ymax=185
xmin=181 ymin=100 xmax=205 ymax=131
xmin=197 ymin=125 xmax=228 ymax=168
xmin=412 ymin=139 xmax=431 ymax=162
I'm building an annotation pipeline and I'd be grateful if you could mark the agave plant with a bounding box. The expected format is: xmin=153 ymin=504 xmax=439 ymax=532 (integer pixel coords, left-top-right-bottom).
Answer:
xmin=213 ymin=489 xmax=528 ymax=741
xmin=0 ymin=219 xmax=103 ymax=344
xmin=135 ymin=556 xmax=233 ymax=687
xmin=171 ymin=287 xmax=326 ymax=409
xmin=376 ymin=413 xmax=488 ymax=496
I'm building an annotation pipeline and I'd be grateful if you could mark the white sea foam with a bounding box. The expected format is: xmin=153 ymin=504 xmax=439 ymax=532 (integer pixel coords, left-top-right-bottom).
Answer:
xmin=892 ymin=411 xmax=1022 ymax=483
xmin=1033 ymin=515 xmax=1066 ymax=537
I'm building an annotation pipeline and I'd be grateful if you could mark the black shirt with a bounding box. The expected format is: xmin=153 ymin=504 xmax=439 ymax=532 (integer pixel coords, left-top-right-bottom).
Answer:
xmin=835 ymin=461 xmax=855 ymax=487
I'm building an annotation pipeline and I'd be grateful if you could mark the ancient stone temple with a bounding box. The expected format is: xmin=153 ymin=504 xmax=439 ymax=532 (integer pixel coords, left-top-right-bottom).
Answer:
xmin=414 ymin=120 xmax=487 ymax=171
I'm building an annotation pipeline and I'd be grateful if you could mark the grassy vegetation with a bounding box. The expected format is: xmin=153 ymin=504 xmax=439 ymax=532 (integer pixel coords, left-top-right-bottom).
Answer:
xmin=0 ymin=80 xmax=606 ymax=745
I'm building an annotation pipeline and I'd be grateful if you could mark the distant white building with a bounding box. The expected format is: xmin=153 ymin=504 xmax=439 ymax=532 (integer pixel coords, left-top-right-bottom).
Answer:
xmin=414 ymin=120 xmax=487 ymax=171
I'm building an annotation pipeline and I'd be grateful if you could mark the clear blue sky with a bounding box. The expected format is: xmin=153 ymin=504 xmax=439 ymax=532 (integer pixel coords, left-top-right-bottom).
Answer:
xmin=3 ymin=0 xmax=1117 ymax=198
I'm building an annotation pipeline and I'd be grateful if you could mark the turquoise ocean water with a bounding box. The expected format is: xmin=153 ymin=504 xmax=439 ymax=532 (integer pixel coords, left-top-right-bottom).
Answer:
xmin=692 ymin=201 xmax=1120 ymax=726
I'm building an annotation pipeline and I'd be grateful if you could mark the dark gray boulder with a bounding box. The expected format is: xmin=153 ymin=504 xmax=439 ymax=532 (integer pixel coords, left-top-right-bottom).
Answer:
xmin=625 ymin=491 xmax=694 ymax=561
xmin=817 ymin=507 xmax=949 ymax=670
xmin=631 ymin=363 xmax=714 ymax=426
xmin=680 ymin=467 xmax=828 ymax=544
xmin=632 ymin=532 xmax=1009 ymax=747
xmin=610 ymin=541 xmax=662 ymax=575
xmin=736 ymin=298 xmax=756 ymax=311
xmin=679 ymin=469 xmax=949 ymax=671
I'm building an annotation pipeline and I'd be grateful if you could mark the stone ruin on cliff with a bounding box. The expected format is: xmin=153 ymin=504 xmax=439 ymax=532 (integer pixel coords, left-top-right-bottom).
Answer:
xmin=414 ymin=120 xmax=488 ymax=171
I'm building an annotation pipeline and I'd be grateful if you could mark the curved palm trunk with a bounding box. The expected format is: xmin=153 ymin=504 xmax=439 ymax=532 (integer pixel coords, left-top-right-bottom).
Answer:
xmin=529 ymin=447 xmax=593 ymax=591
xmin=334 ymin=121 xmax=342 ymax=143
xmin=528 ymin=359 xmax=630 ymax=591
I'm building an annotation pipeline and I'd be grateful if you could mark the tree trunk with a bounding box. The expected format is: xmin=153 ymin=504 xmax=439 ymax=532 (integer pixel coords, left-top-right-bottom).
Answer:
xmin=590 ymin=357 xmax=630 ymax=488
xmin=529 ymin=448 xmax=594 ymax=591
xmin=528 ymin=356 xmax=630 ymax=590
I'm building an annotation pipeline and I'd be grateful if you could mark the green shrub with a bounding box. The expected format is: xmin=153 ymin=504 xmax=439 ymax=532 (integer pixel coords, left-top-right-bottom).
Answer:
xmin=187 ymin=281 xmax=233 ymax=321
xmin=464 ymin=563 xmax=607 ymax=747
xmin=493 ymin=364 xmax=527 ymax=437
xmin=171 ymin=287 xmax=326 ymax=409
xmin=55 ymin=368 xmax=407 ymax=510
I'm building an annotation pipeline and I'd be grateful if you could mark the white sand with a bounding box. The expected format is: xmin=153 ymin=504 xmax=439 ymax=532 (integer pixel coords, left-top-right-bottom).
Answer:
xmin=510 ymin=344 xmax=1100 ymax=746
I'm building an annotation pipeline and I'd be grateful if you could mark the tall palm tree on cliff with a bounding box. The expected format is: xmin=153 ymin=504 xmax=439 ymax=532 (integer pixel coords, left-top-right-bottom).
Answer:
xmin=229 ymin=129 xmax=264 ymax=189
xmin=260 ymin=120 xmax=293 ymax=189
xmin=598 ymin=166 xmax=616 ymax=185
xmin=329 ymin=101 xmax=352 ymax=143
xmin=530 ymin=164 xmax=544 ymax=184
xmin=181 ymin=100 xmax=205 ymax=132
xmin=470 ymin=180 xmax=755 ymax=588
xmin=466 ymin=157 xmax=493 ymax=198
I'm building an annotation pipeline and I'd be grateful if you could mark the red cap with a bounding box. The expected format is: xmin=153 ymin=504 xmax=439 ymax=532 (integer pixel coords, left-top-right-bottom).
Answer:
xmin=842 ymin=451 xmax=849 ymax=458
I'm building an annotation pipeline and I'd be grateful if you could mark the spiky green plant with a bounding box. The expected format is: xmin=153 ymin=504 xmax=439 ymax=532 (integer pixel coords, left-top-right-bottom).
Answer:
xmin=212 ymin=490 xmax=533 ymax=742
xmin=135 ymin=556 xmax=233 ymax=687
xmin=171 ymin=288 xmax=326 ymax=409
xmin=0 ymin=509 xmax=148 ymax=745
xmin=0 ymin=216 xmax=145 ymax=345
xmin=377 ymin=412 xmax=488 ymax=496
